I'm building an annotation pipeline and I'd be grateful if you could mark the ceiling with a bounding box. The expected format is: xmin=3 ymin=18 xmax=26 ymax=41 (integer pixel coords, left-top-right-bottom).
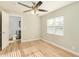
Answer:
xmin=0 ymin=1 xmax=75 ymax=16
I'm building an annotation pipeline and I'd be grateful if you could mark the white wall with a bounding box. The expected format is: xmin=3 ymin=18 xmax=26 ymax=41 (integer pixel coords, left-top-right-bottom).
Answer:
xmin=8 ymin=13 xmax=41 ymax=42
xmin=41 ymin=2 xmax=79 ymax=53
xmin=21 ymin=13 xmax=40 ymax=42
xmin=2 ymin=11 xmax=9 ymax=49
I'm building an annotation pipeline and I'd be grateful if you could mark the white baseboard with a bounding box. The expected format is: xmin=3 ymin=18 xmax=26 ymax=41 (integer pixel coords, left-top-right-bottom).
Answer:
xmin=21 ymin=38 xmax=40 ymax=42
xmin=42 ymin=39 xmax=79 ymax=56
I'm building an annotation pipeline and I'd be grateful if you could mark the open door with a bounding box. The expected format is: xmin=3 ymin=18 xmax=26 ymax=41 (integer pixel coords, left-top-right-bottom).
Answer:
xmin=0 ymin=12 xmax=2 ymax=50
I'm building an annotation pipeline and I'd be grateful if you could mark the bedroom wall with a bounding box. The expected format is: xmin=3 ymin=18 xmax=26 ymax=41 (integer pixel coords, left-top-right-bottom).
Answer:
xmin=40 ymin=2 xmax=79 ymax=53
xmin=6 ymin=12 xmax=40 ymax=42
xmin=21 ymin=13 xmax=40 ymax=42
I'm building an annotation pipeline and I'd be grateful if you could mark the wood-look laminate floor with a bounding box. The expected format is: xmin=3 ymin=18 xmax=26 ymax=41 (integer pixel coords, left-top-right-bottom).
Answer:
xmin=0 ymin=40 xmax=77 ymax=57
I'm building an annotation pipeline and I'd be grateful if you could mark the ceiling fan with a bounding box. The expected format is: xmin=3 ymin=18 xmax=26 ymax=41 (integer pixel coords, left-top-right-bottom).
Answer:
xmin=17 ymin=1 xmax=48 ymax=15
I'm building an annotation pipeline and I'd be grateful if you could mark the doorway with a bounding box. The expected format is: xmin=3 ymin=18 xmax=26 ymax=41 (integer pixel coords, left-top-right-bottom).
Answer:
xmin=9 ymin=16 xmax=21 ymax=41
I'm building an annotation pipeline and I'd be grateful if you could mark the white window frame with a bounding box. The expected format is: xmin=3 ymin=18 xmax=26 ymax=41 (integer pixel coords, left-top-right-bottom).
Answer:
xmin=47 ymin=16 xmax=64 ymax=36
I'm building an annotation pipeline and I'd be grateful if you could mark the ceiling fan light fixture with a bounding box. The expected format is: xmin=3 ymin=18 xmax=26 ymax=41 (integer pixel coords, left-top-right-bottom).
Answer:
xmin=31 ymin=10 xmax=39 ymax=15
xmin=31 ymin=10 xmax=34 ymax=14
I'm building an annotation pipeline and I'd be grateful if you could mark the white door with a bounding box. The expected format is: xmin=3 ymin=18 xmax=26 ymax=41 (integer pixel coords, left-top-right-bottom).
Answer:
xmin=2 ymin=11 xmax=9 ymax=49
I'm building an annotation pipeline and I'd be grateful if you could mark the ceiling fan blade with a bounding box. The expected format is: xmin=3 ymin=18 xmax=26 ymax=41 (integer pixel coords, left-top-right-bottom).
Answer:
xmin=18 ymin=2 xmax=32 ymax=8
xmin=38 ymin=9 xmax=48 ymax=12
xmin=23 ymin=10 xmax=32 ymax=13
xmin=35 ymin=1 xmax=42 ymax=8
xmin=32 ymin=2 xmax=36 ymax=5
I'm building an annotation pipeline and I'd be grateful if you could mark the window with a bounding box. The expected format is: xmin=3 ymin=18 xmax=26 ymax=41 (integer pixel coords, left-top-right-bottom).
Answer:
xmin=47 ymin=16 xmax=64 ymax=36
